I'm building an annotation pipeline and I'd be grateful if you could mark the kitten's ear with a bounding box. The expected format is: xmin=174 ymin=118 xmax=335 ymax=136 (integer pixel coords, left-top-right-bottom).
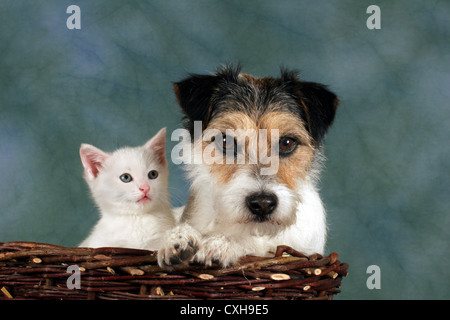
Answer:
xmin=144 ymin=128 xmax=167 ymax=166
xmin=79 ymin=144 xmax=110 ymax=180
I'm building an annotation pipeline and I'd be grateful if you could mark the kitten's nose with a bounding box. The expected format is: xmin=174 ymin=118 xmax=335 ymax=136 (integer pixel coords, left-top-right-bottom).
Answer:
xmin=139 ymin=184 xmax=150 ymax=194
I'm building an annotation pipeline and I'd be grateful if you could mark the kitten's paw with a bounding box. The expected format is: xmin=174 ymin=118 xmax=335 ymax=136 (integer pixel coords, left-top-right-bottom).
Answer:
xmin=157 ymin=224 xmax=201 ymax=269
xmin=194 ymin=235 xmax=244 ymax=268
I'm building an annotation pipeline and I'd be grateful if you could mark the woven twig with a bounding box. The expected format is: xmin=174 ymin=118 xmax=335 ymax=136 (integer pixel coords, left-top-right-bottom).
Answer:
xmin=0 ymin=241 xmax=348 ymax=300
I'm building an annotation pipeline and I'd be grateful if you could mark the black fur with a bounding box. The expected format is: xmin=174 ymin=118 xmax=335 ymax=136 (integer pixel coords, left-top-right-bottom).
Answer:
xmin=173 ymin=65 xmax=338 ymax=146
xmin=282 ymin=73 xmax=339 ymax=145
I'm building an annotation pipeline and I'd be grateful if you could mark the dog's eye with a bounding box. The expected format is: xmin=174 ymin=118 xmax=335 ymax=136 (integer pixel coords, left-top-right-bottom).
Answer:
xmin=120 ymin=173 xmax=133 ymax=183
xmin=212 ymin=134 xmax=237 ymax=156
xmin=279 ymin=136 xmax=298 ymax=155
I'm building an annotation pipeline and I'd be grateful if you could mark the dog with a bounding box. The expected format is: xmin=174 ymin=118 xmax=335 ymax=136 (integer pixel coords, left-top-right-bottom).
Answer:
xmin=158 ymin=65 xmax=338 ymax=267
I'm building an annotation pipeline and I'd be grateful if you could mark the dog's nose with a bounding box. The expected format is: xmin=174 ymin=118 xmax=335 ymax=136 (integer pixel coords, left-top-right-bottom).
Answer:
xmin=246 ymin=193 xmax=278 ymax=216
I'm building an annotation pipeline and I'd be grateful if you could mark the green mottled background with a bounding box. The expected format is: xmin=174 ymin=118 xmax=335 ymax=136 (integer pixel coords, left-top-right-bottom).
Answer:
xmin=0 ymin=1 xmax=448 ymax=299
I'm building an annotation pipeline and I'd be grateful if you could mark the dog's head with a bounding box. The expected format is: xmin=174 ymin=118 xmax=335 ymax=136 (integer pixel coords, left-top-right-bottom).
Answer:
xmin=173 ymin=65 xmax=338 ymax=234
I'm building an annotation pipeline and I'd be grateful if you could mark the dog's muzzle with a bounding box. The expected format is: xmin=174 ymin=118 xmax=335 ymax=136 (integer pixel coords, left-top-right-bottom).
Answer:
xmin=246 ymin=192 xmax=278 ymax=221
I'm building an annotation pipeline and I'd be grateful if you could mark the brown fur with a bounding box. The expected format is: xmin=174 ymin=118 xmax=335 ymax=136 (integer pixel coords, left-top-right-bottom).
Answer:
xmin=173 ymin=65 xmax=338 ymax=190
xmin=204 ymin=110 xmax=315 ymax=188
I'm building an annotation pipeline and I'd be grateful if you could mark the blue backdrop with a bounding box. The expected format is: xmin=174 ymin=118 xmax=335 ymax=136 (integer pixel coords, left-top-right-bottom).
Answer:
xmin=0 ymin=1 xmax=448 ymax=299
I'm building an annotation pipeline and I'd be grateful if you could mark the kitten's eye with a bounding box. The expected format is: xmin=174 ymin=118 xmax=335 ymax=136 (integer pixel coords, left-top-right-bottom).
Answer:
xmin=120 ymin=173 xmax=133 ymax=183
xmin=212 ymin=133 xmax=237 ymax=156
xmin=279 ymin=136 xmax=298 ymax=156
xmin=148 ymin=170 xmax=159 ymax=180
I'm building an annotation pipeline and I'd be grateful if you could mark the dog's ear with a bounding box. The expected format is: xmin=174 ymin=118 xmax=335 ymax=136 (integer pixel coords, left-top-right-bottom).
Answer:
xmin=297 ymin=81 xmax=339 ymax=145
xmin=173 ymin=74 xmax=220 ymax=134
xmin=282 ymin=70 xmax=339 ymax=145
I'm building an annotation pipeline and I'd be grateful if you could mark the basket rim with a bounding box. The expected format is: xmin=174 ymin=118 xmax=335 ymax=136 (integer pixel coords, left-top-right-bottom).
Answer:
xmin=0 ymin=241 xmax=348 ymax=300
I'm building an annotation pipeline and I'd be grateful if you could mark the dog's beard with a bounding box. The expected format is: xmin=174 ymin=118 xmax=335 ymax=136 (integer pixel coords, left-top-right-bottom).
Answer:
xmin=180 ymin=139 xmax=300 ymax=237
xmin=214 ymin=171 xmax=299 ymax=237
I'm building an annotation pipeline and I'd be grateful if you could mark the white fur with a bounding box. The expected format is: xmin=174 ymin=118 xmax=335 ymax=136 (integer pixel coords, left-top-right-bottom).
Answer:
xmin=188 ymin=165 xmax=326 ymax=266
xmin=159 ymin=138 xmax=327 ymax=267
xmin=79 ymin=214 xmax=174 ymax=250
xmin=79 ymin=128 xmax=175 ymax=250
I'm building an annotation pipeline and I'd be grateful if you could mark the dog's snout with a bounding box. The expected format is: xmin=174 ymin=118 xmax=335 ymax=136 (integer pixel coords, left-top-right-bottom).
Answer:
xmin=246 ymin=193 xmax=278 ymax=217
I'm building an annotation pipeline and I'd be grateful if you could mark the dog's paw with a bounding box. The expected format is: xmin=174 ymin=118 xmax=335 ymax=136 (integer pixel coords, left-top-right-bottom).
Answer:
xmin=194 ymin=235 xmax=245 ymax=267
xmin=157 ymin=224 xmax=201 ymax=269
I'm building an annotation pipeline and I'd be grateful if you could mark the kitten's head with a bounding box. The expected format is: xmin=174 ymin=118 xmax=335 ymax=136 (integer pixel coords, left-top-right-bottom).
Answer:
xmin=79 ymin=128 xmax=168 ymax=215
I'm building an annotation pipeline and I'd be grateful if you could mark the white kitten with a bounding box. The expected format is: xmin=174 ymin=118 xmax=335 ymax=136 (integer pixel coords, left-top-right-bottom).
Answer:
xmin=78 ymin=128 xmax=175 ymax=250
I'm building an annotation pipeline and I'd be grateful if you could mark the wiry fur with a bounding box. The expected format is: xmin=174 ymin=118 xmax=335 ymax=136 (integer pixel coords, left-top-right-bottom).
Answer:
xmin=159 ymin=65 xmax=338 ymax=267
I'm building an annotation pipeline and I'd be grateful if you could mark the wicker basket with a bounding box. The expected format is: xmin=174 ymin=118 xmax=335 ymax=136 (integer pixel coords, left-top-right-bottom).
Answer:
xmin=0 ymin=241 xmax=348 ymax=300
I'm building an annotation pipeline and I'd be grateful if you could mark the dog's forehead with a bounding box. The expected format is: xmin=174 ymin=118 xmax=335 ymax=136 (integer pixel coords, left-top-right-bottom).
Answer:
xmin=210 ymin=73 xmax=299 ymax=120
